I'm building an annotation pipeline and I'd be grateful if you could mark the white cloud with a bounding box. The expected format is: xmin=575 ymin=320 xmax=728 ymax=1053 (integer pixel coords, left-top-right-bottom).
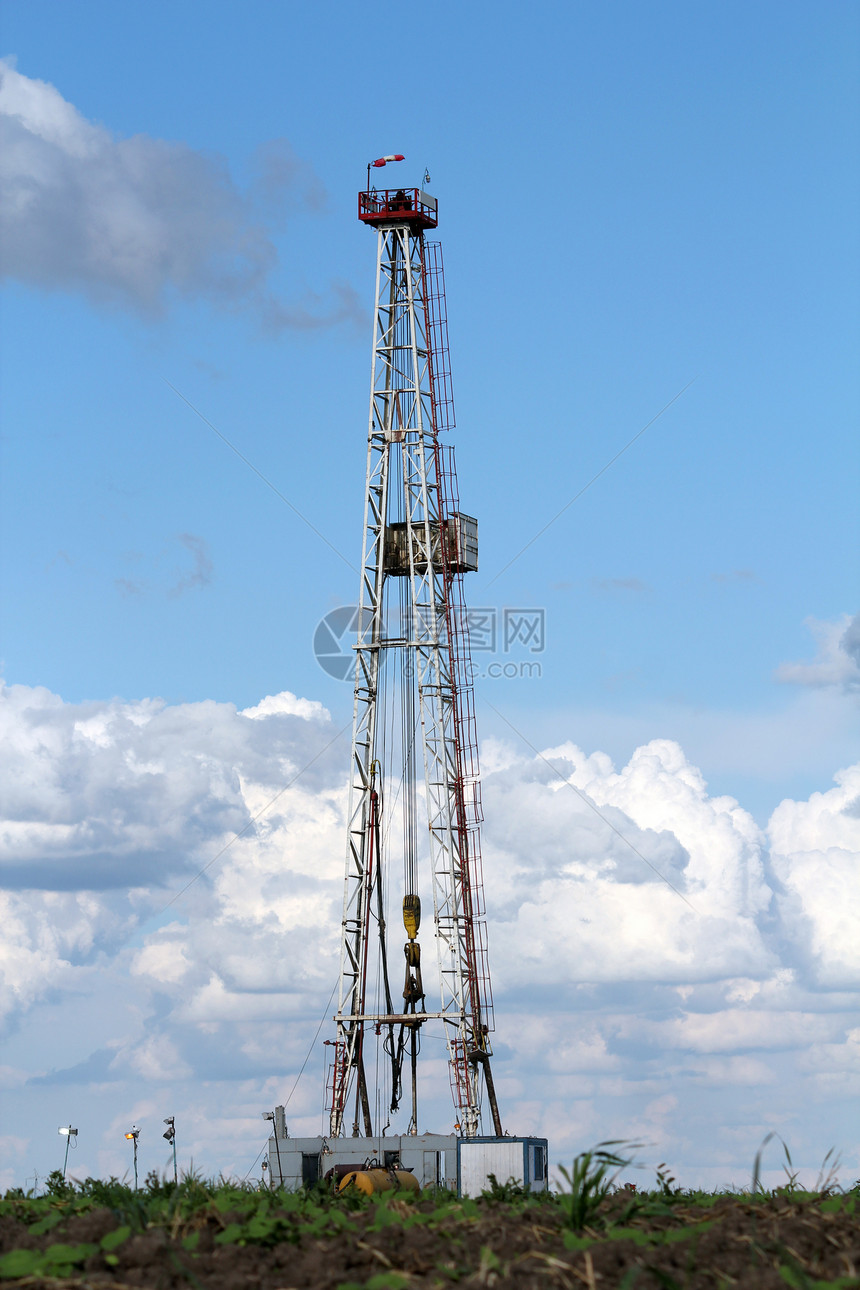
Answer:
xmin=0 ymin=1135 xmax=28 ymax=1192
xmin=240 ymin=693 xmax=329 ymax=721
xmin=0 ymin=681 xmax=342 ymax=1026
xmin=506 ymin=1016 xmax=620 ymax=1073
xmin=649 ymin=1008 xmax=843 ymax=1053
xmin=0 ymin=681 xmax=337 ymax=891
xmin=130 ymin=936 xmax=190 ymax=986
xmin=768 ymin=762 xmax=860 ymax=987
xmin=1 ymin=682 xmax=858 ymax=1189
xmin=672 ymin=1055 xmax=777 ymax=1086
xmin=0 ymin=59 xmax=355 ymax=326
xmin=483 ymin=738 xmax=773 ymax=986
xmin=0 ymin=889 xmax=112 ymax=1019
xmin=119 ymin=1035 xmax=193 ymax=1083
xmin=776 ymin=613 xmax=860 ymax=693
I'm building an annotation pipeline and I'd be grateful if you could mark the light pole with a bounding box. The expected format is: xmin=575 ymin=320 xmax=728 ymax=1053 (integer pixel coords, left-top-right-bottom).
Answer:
xmin=57 ymin=1126 xmax=77 ymax=1181
xmin=124 ymin=1127 xmax=140 ymax=1189
xmin=262 ymin=1111 xmax=282 ymax=1187
xmin=162 ymin=1117 xmax=177 ymax=1184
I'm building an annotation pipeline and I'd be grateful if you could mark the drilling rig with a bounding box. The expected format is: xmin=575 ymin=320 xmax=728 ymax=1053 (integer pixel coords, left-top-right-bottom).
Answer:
xmin=266 ymin=165 xmax=548 ymax=1195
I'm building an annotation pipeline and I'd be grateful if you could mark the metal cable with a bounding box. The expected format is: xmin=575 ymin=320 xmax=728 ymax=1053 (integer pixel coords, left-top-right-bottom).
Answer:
xmin=243 ymin=974 xmax=339 ymax=1180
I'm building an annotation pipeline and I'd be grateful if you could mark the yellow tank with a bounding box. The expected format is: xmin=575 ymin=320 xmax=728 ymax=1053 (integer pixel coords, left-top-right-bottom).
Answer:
xmin=337 ymin=1168 xmax=421 ymax=1195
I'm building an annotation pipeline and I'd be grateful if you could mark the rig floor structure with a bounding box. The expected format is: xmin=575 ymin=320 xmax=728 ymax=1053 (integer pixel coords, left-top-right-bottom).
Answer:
xmin=266 ymin=1127 xmax=549 ymax=1198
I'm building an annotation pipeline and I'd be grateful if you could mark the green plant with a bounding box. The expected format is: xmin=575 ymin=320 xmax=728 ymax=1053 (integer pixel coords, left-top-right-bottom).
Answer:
xmin=813 ymin=1147 xmax=841 ymax=1196
xmin=143 ymin=1169 xmax=178 ymax=1197
xmin=654 ymin=1162 xmax=680 ymax=1199
xmin=558 ymin=1141 xmax=637 ymax=1231
xmin=781 ymin=1145 xmax=800 ymax=1195
xmin=43 ymin=1170 xmax=72 ymax=1197
xmin=480 ymin=1173 xmax=527 ymax=1202
xmin=752 ymin=1134 xmax=843 ymax=1199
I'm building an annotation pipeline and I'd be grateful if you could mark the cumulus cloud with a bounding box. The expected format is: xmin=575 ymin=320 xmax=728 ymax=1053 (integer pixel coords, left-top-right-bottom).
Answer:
xmin=0 ymin=889 xmax=110 ymax=1019
xmin=768 ymin=762 xmax=860 ymax=987
xmin=0 ymin=59 xmax=351 ymax=325
xmin=482 ymin=738 xmax=772 ymax=987
xmin=1 ymin=682 xmax=858 ymax=1187
xmin=776 ymin=613 xmax=860 ymax=693
xmin=0 ymin=681 xmax=349 ymax=1051
xmin=0 ymin=681 xmax=340 ymax=891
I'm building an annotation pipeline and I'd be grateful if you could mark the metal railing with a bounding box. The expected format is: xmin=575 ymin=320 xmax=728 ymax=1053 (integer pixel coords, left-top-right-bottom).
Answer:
xmin=358 ymin=188 xmax=438 ymax=227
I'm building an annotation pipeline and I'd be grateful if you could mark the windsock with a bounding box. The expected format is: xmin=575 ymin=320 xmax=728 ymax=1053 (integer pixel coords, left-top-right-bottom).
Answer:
xmin=371 ymin=154 xmax=405 ymax=168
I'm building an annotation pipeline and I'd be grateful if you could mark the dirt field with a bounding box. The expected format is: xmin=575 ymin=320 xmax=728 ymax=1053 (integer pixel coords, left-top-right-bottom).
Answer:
xmin=1 ymin=1180 xmax=858 ymax=1288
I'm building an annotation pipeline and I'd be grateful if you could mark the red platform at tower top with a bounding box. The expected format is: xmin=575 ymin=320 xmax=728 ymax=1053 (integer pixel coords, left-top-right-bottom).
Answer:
xmin=358 ymin=188 xmax=438 ymax=230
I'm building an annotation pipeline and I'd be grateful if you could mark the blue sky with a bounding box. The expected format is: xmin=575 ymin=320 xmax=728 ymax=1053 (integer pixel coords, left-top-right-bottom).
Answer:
xmin=1 ymin=0 xmax=858 ymax=1191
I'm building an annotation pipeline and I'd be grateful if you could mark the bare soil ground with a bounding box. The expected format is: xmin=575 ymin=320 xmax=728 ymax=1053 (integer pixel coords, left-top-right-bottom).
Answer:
xmin=1 ymin=1188 xmax=858 ymax=1289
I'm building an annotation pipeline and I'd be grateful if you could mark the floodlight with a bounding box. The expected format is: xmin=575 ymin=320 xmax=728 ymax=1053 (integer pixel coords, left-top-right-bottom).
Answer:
xmin=124 ymin=1126 xmax=140 ymax=1189
xmin=58 ymin=1125 xmax=78 ymax=1179
xmin=261 ymin=1111 xmax=274 ymax=1120
xmin=161 ymin=1116 xmax=178 ymax=1182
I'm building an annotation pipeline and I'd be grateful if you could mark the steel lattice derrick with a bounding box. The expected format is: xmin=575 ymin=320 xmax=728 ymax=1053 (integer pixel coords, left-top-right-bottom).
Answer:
xmin=329 ymin=204 xmax=497 ymax=1141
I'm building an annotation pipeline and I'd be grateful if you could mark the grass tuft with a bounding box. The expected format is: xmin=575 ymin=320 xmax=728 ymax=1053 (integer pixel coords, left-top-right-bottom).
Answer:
xmin=557 ymin=1140 xmax=641 ymax=1231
